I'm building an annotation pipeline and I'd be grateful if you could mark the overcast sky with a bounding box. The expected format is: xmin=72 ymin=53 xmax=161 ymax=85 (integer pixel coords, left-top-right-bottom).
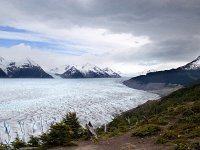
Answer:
xmin=0 ymin=0 xmax=200 ymax=75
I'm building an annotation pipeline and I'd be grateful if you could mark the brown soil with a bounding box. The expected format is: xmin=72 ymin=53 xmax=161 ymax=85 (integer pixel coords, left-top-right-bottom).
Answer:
xmin=51 ymin=132 xmax=175 ymax=150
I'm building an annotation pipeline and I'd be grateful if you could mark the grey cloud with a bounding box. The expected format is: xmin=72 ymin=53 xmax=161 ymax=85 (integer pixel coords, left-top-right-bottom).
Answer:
xmin=17 ymin=1 xmax=200 ymax=37
xmin=0 ymin=0 xmax=200 ymax=66
xmin=111 ymin=36 xmax=200 ymax=64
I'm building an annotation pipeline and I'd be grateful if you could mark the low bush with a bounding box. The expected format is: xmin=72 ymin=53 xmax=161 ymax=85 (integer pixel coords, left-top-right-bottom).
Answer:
xmin=0 ymin=143 xmax=9 ymax=150
xmin=62 ymin=112 xmax=85 ymax=139
xmin=40 ymin=122 xmax=72 ymax=146
xmin=156 ymin=130 xmax=180 ymax=144
xmin=11 ymin=138 xmax=27 ymax=149
xmin=186 ymin=126 xmax=200 ymax=138
xmin=175 ymin=143 xmax=190 ymax=150
xmin=162 ymin=130 xmax=178 ymax=140
xmin=191 ymin=101 xmax=200 ymax=113
xmin=182 ymin=108 xmax=194 ymax=116
xmin=150 ymin=115 xmax=168 ymax=125
xmin=132 ymin=124 xmax=161 ymax=137
xmin=156 ymin=137 xmax=168 ymax=144
xmin=27 ymin=135 xmax=40 ymax=147
xmin=8 ymin=112 xmax=84 ymax=149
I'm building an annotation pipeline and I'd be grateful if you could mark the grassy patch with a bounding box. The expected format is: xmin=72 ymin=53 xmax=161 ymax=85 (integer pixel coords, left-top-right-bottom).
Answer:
xmin=132 ymin=124 xmax=161 ymax=137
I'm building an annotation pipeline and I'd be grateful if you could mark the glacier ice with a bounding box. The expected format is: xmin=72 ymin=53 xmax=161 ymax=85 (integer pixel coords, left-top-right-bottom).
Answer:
xmin=0 ymin=78 xmax=159 ymax=143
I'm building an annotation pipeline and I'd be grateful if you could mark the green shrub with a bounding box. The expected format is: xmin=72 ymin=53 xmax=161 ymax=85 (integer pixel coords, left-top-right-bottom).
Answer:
xmin=150 ymin=116 xmax=168 ymax=125
xmin=175 ymin=143 xmax=190 ymax=150
xmin=27 ymin=135 xmax=40 ymax=147
xmin=182 ymin=109 xmax=194 ymax=116
xmin=108 ymin=126 xmax=118 ymax=132
xmin=176 ymin=123 xmax=196 ymax=135
xmin=118 ymin=125 xmax=129 ymax=133
xmin=132 ymin=124 xmax=161 ymax=137
xmin=40 ymin=122 xmax=72 ymax=146
xmin=162 ymin=130 xmax=178 ymax=140
xmin=11 ymin=138 xmax=27 ymax=149
xmin=156 ymin=130 xmax=180 ymax=144
xmin=187 ymin=126 xmax=200 ymax=138
xmin=156 ymin=137 xmax=168 ymax=144
xmin=0 ymin=143 xmax=9 ymax=150
xmin=108 ymin=116 xmax=127 ymax=128
xmin=170 ymin=105 xmax=188 ymax=116
xmin=168 ymin=124 xmax=178 ymax=130
xmin=38 ymin=112 xmax=84 ymax=147
xmin=179 ymin=113 xmax=200 ymax=124
xmin=191 ymin=101 xmax=200 ymax=113
xmin=187 ymin=114 xmax=200 ymax=123
xmin=108 ymin=129 xmax=120 ymax=137
xmin=190 ymin=142 xmax=200 ymax=150
xmin=130 ymin=116 xmax=138 ymax=125
xmin=96 ymin=126 xmax=105 ymax=136
xmin=167 ymin=107 xmax=175 ymax=114
xmin=62 ymin=112 xmax=84 ymax=139
xmin=0 ymin=112 xmax=83 ymax=149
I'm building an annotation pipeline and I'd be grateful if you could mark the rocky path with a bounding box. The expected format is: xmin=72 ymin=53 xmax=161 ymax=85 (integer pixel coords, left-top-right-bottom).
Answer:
xmin=51 ymin=132 xmax=174 ymax=150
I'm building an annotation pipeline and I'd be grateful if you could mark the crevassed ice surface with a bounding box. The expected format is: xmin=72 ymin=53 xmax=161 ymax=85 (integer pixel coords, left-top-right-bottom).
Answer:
xmin=0 ymin=78 xmax=159 ymax=143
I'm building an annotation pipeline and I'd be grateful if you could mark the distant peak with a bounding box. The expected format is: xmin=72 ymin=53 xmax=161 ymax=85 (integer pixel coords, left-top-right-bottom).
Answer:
xmin=181 ymin=56 xmax=200 ymax=70
xmin=82 ymin=63 xmax=95 ymax=67
xmin=190 ymin=55 xmax=200 ymax=64
xmin=103 ymin=67 xmax=112 ymax=71
xmin=0 ymin=57 xmax=4 ymax=62
xmin=194 ymin=56 xmax=200 ymax=61
xmin=15 ymin=58 xmax=39 ymax=67
xmin=25 ymin=57 xmax=36 ymax=63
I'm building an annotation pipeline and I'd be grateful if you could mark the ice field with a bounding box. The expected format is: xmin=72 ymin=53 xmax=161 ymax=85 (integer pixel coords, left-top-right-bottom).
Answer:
xmin=0 ymin=78 xmax=159 ymax=143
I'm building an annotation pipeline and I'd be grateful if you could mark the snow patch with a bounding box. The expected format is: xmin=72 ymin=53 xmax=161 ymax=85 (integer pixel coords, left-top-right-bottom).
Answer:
xmin=182 ymin=56 xmax=200 ymax=70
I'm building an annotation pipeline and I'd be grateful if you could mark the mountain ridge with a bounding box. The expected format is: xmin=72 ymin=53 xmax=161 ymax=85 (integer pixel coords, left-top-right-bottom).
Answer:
xmin=50 ymin=64 xmax=121 ymax=78
xmin=0 ymin=57 xmax=121 ymax=78
xmin=124 ymin=56 xmax=200 ymax=95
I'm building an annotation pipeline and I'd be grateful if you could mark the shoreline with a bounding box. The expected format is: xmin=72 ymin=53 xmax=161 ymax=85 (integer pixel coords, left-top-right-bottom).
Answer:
xmin=122 ymin=80 xmax=183 ymax=96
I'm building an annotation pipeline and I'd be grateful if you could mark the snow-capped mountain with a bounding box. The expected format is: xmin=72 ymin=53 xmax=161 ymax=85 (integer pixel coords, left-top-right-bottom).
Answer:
xmin=50 ymin=64 xmax=121 ymax=78
xmin=180 ymin=56 xmax=200 ymax=70
xmin=102 ymin=67 xmax=121 ymax=78
xmin=0 ymin=57 xmax=121 ymax=79
xmin=0 ymin=68 xmax=7 ymax=77
xmin=61 ymin=66 xmax=84 ymax=78
xmin=124 ymin=56 xmax=200 ymax=94
xmin=0 ymin=57 xmax=53 ymax=78
xmin=0 ymin=57 xmax=8 ymax=77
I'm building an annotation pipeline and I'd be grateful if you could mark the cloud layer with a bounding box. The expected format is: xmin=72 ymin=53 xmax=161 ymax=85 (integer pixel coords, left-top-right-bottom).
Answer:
xmin=0 ymin=0 xmax=200 ymax=74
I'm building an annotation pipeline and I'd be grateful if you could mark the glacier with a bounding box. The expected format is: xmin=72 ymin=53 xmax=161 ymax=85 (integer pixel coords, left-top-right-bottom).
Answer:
xmin=0 ymin=78 xmax=159 ymax=143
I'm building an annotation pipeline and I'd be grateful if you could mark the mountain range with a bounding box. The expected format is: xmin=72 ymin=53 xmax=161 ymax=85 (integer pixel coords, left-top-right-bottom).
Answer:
xmin=124 ymin=56 xmax=200 ymax=95
xmin=49 ymin=64 xmax=120 ymax=78
xmin=0 ymin=57 xmax=120 ymax=78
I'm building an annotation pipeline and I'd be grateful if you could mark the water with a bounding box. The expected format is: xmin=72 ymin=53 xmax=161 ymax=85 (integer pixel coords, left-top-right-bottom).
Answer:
xmin=0 ymin=78 xmax=159 ymax=143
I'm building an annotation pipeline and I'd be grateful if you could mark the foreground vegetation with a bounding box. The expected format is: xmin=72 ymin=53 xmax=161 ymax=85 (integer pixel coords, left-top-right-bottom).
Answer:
xmin=97 ymin=83 xmax=200 ymax=149
xmin=0 ymin=112 xmax=86 ymax=149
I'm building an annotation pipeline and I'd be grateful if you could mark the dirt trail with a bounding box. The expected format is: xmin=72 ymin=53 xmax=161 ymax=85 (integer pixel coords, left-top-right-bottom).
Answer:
xmin=51 ymin=132 xmax=174 ymax=150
